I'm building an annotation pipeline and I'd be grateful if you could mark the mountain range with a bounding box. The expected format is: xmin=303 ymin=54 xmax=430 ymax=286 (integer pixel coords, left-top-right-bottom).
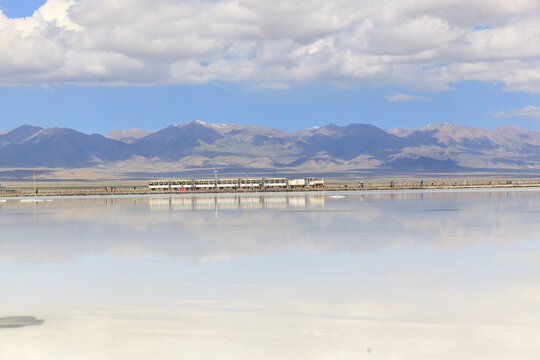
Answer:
xmin=1 ymin=121 xmax=540 ymax=176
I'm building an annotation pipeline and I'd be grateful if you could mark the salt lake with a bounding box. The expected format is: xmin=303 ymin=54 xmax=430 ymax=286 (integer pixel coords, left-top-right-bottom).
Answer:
xmin=1 ymin=189 xmax=540 ymax=359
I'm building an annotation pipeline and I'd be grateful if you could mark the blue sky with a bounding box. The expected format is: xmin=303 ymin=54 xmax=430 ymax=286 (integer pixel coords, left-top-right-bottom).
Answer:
xmin=0 ymin=0 xmax=45 ymax=18
xmin=1 ymin=82 xmax=539 ymax=134
xmin=1 ymin=0 xmax=540 ymax=134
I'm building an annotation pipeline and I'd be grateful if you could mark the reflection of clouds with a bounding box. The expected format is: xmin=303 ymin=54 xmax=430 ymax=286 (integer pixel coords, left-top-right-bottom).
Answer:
xmin=3 ymin=290 xmax=540 ymax=360
xmin=1 ymin=191 xmax=540 ymax=262
xmin=391 ymin=191 xmax=540 ymax=249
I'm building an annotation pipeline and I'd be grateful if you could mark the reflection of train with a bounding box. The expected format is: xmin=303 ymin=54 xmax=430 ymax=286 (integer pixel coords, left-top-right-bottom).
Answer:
xmin=148 ymin=195 xmax=326 ymax=211
xmin=148 ymin=177 xmax=325 ymax=191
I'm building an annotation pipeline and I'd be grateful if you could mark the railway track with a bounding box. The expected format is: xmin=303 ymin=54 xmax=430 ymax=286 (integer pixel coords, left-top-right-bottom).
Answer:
xmin=2 ymin=182 xmax=540 ymax=198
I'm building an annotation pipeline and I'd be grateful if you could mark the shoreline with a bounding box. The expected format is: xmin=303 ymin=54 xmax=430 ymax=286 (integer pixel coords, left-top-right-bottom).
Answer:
xmin=2 ymin=183 xmax=540 ymax=199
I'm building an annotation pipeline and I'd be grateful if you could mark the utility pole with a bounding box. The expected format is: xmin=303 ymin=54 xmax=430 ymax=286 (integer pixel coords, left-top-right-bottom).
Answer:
xmin=33 ymin=169 xmax=37 ymax=195
xmin=496 ymin=159 xmax=502 ymax=184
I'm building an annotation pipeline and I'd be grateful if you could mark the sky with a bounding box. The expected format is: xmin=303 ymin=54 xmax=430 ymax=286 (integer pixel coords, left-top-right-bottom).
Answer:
xmin=1 ymin=0 xmax=540 ymax=134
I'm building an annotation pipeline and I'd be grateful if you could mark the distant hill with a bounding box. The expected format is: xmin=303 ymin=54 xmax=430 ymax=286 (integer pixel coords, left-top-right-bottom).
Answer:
xmin=2 ymin=121 xmax=540 ymax=173
xmin=104 ymin=128 xmax=155 ymax=143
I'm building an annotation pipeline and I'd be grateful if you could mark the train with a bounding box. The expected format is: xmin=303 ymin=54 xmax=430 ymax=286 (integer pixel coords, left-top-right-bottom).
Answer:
xmin=148 ymin=177 xmax=325 ymax=191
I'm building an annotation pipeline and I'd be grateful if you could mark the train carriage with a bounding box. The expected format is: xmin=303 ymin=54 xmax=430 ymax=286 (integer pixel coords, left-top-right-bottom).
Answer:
xmin=170 ymin=179 xmax=193 ymax=191
xmin=239 ymin=178 xmax=262 ymax=188
xmin=148 ymin=180 xmax=171 ymax=191
xmin=193 ymin=179 xmax=216 ymax=190
xmin=308 ymin=178 xmax=325 ymax=188
xmin=288 ymin=178 xmax=306 ymax=188
xmin=263 ymin=177 xmax=288 ymax=189
xmin=217 ymin=178 xmax=239 ymax=189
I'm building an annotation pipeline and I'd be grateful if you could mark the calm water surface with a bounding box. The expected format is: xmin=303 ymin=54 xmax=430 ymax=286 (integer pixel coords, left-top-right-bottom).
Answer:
xmin=1 ymin=190 xmax=540 ymax=359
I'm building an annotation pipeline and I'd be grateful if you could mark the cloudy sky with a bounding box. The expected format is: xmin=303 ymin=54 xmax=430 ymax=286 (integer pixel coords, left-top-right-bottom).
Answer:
xmin=1 ymin=0 xmax=540 ymax=133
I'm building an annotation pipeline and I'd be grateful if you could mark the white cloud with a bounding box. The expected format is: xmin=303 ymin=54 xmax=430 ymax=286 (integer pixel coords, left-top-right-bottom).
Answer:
xmin=491 ymin=105 xmax=540 ymax=119
xmin=2 ymin=0 xmax=540 ymax=92
xmin=386 ymin=94 xmax=432 ymax=102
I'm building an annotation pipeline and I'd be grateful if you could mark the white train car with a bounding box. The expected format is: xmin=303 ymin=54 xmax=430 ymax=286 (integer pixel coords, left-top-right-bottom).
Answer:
xmin=288 ymin=178 xmax=325 ymax=188
xmin=263 ymin=178 xmax=288 ymax=189
xmin=170 ymin=179 xmax=193 ymax=191
xmin=217 ymin=178 xmax=239 ymax=189
xmin=239 ymin=178 xmax=262 ymax=189
xmin=308 ymin=178 xmax=325 ymax=188
xmin=194 ymin=179 xmax=216 ymax=190
xmin=148 ymin=180 xmax=171 ymax=191
xmin=288 ymin=178 xmax=306 ymax=187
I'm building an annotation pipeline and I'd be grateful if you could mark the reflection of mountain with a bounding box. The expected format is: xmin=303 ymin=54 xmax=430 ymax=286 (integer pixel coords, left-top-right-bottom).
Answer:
xmin=0 ymin=191 xmax=538 ymax=263
xmin=4 ymin=122 xmax=540 ymax=172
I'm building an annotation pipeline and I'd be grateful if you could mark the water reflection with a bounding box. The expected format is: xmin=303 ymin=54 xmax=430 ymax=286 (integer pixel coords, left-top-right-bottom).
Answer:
xmin=2 ymin=191 xmax=540 ymax=359
xmin=147 ymin=195 xmax=325 ymax=211
xmin=0 ymin=191 xmax=539 ymax=262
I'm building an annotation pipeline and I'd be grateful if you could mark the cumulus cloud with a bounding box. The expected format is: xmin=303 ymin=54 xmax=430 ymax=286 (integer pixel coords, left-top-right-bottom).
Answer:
xmin=491 ymin=105 xmax=540 ymax=119
xmin=2 ymin=0 xmax=540 ymax=92
xmin=386 ymin=94 xmax=432 ymax=102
